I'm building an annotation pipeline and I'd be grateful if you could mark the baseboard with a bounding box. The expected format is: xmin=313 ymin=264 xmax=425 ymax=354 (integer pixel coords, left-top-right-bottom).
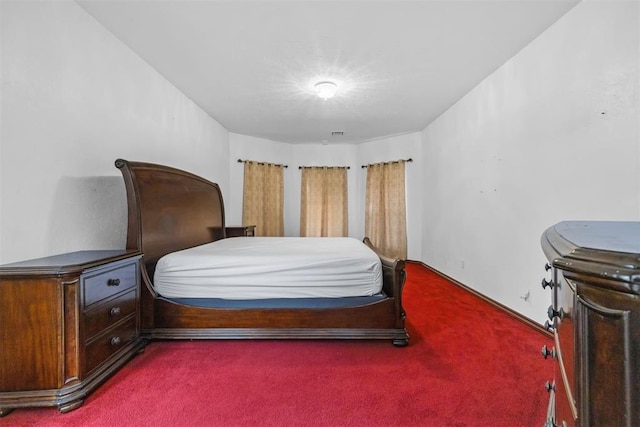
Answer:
xmin=407 ymin=260 xmax=553 ymax=339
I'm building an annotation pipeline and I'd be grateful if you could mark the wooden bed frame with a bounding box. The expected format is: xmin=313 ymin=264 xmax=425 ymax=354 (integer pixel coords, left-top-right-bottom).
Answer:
xmin=115 ymin=159 xmax=409 ymax=346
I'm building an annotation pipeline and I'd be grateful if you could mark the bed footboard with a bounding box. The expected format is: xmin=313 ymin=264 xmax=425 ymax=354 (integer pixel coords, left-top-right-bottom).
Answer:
xmin=363 ymin=237 xmax=407 ymax=341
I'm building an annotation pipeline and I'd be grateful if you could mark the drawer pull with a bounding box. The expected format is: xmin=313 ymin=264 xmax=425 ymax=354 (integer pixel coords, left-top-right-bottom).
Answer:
xmin=110 ymin=306 xmax=121 ymax=317
xmin=541 ymin=278 xmax=554 ymax=289
xmin=547 ymin=305 xmax=564 ymax=321
xmin=541 ymin=345 xmax=556 ymax=360
xmin=110 ymin=336 xmax=122 ymax=346
xmin=545 ymin=381 xmax=555 ymax=393
xmin=544 ymin=263 xmax=552 ymax=271
xmin=107 ymin=278 xmax=120 ymax=286
xmin=544 ymin=320 xmax=555 ymax=332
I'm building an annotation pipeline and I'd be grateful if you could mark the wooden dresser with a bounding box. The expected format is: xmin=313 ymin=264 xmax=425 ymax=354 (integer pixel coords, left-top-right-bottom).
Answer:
xmin=540 ymin=221 xmax=640 ymax=427
xmin=0 ymin=250 xmax=146 ymax=415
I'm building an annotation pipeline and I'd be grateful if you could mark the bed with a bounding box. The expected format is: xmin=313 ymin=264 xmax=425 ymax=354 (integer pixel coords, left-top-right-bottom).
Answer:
xmin=115 ymin=158 xmax=409 ymax=346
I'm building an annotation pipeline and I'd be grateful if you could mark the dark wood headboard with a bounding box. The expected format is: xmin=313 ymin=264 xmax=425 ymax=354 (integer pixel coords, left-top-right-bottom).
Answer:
xmin=115 ymin=159 xmax=226 ymax=288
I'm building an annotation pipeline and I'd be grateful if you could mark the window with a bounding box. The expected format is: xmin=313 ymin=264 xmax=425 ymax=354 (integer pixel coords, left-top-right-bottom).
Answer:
xmin=364 ymin=161 xmax=408 ymax=259
xmin=242 ymin=161 xmax=284 ymax=236
xmin=300 ymin=167 xmax=348 ymax=237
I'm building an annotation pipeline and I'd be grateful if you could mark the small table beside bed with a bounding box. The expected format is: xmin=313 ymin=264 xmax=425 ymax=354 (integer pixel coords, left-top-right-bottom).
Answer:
xmin=115 ymin=159 xmax=409 ymax=347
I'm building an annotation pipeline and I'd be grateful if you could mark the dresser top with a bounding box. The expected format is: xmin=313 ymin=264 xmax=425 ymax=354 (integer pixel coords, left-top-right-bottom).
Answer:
xmin=0 ymin=250 xmax=140 ymax=276
xmin=553 ymin=221 xmax=640 ymax=255
xmin=542 ymin=221 xmax=640 ymax=293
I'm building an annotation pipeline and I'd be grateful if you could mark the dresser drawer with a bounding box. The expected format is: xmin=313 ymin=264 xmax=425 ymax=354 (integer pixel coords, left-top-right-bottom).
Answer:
xmin=84 ymin=289 xmax=137 ymax=340
xmin=83 ymin=262 xmax=137 ymax=307
xmin=85 ymin=316 xmax=137 ymax=375
xmin=556 ymin=275 xmax=575 ymax=401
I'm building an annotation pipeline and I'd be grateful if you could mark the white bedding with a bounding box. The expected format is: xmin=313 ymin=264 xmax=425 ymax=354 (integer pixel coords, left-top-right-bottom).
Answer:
xmin=153 ymin=237 xmax=383 ymax=299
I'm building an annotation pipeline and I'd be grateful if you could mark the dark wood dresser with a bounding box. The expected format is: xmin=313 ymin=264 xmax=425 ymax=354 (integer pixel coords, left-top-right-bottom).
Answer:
xmin=540 ymin=221 xmax=640 ymax=427
xmin=0 ymin=250 xmax=146 ymax=415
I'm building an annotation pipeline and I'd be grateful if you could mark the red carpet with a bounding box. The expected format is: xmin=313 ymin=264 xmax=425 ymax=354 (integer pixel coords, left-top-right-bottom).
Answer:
xmin=5 ymin=263 xmax=552 ymax=426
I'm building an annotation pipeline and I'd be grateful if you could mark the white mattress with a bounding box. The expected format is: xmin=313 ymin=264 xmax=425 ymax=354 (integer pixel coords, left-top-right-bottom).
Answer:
xmin=153 ymin=237 xmax=383 ymax=299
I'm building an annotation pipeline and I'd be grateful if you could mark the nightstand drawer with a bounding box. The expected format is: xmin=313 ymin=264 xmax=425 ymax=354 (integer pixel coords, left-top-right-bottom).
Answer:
xmin=84 ymin=289 xmax=137 ymax=340
xmin=226 ymin=225 xmax=256 ymax=237
xmin=85 ymin=316 xmax=137 ymax=375
xmin=83 ymin=262 xmax=137 ymax=307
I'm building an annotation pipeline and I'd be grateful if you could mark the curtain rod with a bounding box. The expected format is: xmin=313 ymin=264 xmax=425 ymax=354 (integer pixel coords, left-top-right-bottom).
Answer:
xmin=237 ymin=158 xmax=288 ymax=168
xmin=361 ymin=158 xmax=413 ymax=168
xmin=298 ymin=166 xmax=350 ymax=170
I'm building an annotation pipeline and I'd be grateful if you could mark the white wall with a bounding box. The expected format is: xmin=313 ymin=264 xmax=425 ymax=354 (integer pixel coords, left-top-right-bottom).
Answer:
xmin=420 ymin=0 xmax=640 ymax=323
xmin=0 ymin=0 xmax=229 ymax=264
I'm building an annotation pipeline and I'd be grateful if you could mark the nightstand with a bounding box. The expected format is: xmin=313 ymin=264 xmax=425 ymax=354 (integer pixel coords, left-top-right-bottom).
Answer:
xmin=0 ymin=250 xmax=146 ymax=415
xmin=225 ymin=225 xmax=256 ymax=237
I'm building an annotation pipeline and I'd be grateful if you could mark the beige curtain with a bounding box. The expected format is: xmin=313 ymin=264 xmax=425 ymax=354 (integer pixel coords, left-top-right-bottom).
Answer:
xmin=365 ymin=161 xmax=407 ymax=259
xmin=242 ymin=161 xmax=284 ymax=236
xmin=300 ymin=167 xmax=348 ymax=237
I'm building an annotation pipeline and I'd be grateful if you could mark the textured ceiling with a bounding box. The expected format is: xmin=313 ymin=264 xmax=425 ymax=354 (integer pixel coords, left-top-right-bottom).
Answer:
xmin=77 ymin=0 xmax=579 ymax=144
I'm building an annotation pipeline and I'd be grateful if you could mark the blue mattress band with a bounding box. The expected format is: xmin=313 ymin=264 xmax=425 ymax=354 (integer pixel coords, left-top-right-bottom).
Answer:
xmin=166 ymin=293 xmax=387 ymax=309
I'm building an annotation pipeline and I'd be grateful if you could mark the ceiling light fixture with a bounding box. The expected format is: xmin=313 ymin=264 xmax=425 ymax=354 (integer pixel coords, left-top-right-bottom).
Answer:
xmin=314 ymin=81 xmax=337 ymax=100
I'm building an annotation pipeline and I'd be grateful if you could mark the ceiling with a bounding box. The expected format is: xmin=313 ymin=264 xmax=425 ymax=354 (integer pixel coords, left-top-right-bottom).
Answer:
xmin=76 ymin=0 xmax=579 ymax=144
